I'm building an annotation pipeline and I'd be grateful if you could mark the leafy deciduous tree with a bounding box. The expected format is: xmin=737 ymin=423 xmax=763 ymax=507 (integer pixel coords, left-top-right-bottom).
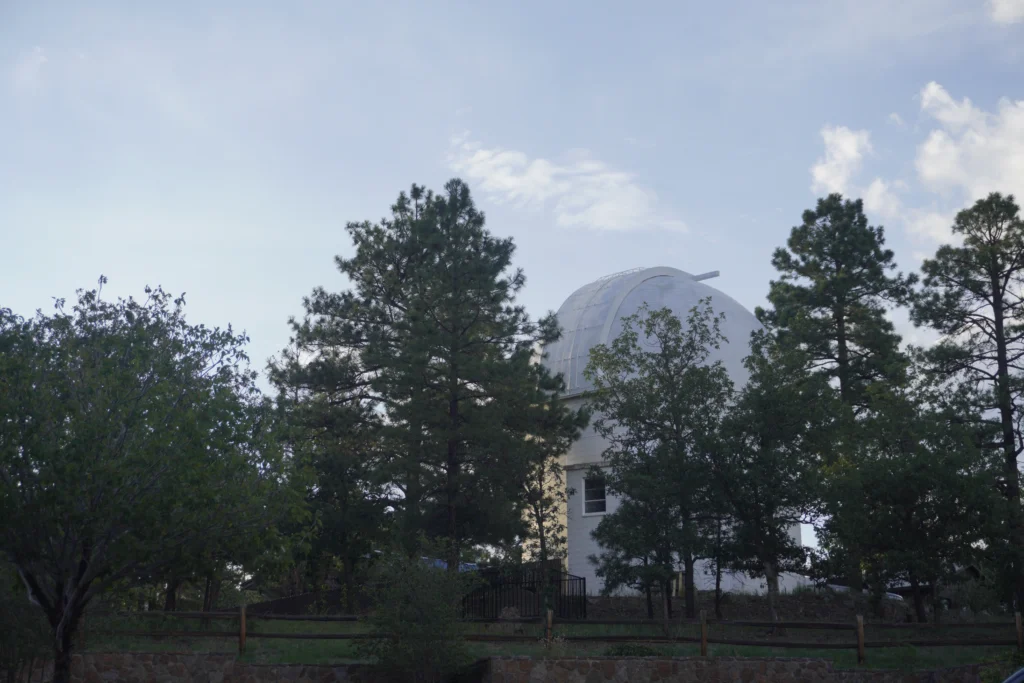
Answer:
xmin=585 ymin=301 xmax=733 ymax=618
xmin=0 ymin=284 xmax=295 ymax=683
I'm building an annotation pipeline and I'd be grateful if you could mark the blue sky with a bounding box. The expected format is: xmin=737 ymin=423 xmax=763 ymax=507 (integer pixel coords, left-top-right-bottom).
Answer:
xmin=3 ymin=0 xmax=1024 ymax=384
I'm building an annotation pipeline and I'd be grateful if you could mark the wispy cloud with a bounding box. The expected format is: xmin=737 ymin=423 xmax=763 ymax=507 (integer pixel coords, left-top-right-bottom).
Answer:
xmin=989 ymin=0 xmax=1024 ymax=23
xmin=888 ymin=112 xmax=905 ymax=127
xmin=447 ymin=133 xmax=686 ymax=232
xmin=810 ymin=125 xmax=873 ymax=195
xmin=11 ymin=46 xmax=47 ymax=94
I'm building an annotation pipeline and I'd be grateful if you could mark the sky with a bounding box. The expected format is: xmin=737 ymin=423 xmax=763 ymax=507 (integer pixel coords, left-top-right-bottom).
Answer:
xmin=3 ymin=0 xmax=1024 ymax=387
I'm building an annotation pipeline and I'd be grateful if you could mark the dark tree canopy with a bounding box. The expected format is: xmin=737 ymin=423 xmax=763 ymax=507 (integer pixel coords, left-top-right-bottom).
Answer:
xmin=760 ymin=193 xmax=916 ymax=408
xmin=0 ymin=283 xmax=294 ymax=683
xmin=585 ymin=301 xmax=733 ymax=618
xmin=280 ymin=179 xmax=583 ymax=571
xmin=912 ymin=192 xmax=1024 ymax=608
xmin=711 ymin=328 xmax=837 ymax=622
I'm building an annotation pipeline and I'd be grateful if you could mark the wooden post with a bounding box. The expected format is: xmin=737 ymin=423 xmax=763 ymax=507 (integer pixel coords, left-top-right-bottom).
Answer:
xmin=239 ymin=605 xmax=247 ymax=655
xmin=546 ymin=609 xmax=554 ymax=646
xmin=856 ymin=615 xmax=865 ymax=665
xmin=1016 ymin=612 xmax=1022 ymax=652
xmin=700 ymin=609 xmax=708 ymax=657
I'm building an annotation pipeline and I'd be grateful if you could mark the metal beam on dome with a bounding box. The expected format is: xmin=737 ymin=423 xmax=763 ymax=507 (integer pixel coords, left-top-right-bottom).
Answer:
xmin=691 ymin=270 xmax=720 ymax=281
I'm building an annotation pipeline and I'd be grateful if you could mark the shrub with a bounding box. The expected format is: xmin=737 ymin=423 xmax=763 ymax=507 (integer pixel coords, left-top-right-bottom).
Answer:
xmin=358 ymin=551 xmax=477 ymax=683
xmin=602 ymin=643 xmax=660 ymax=657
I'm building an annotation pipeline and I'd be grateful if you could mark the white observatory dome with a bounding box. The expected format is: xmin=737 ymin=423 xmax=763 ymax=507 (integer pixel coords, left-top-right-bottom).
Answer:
xmin=538 ymin=267 xmax=805 ymax=594
xmin=541 ymin=266 xmax=762 ymax=400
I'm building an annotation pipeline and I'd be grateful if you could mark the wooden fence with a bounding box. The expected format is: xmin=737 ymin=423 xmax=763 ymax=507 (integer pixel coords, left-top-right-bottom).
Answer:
xmin=91 ymin=609 xmax=1024 ymax=665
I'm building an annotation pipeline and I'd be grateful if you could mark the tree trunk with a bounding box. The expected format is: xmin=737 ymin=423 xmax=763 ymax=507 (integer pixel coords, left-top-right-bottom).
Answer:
xmin=49 ymin=605 xmax=80 ymax=683
xmin=835 ymin=306 xmax=866 ymax=600
xmin=537 ymin=500 xmax=550 ymax=612
xmin=714 ymin=520 xmax=724 ymax=620
xmin=909 ymin=572 xmax=926 ymax=623
xmin=52 ymin=632 xmax=73 ymax=683
xmin=446 ymin=397 xmax=460 ymax=575
xmin=763 ymin=559 xmax=785 ymax=636
xmin=661 ymin=580 xmax=671 ymax=634
xmin=683 ymin=553 xmax=697 ymax=619
xmin=645 ymin=584 xmax=654 ymax=620
xmin=714 ymin=563 xmax=723 ymax=620
xmin=163 ymin=578 xmax=179 ymax=612
xmin=343 ymin=556 xmax=357 ymax=614
xmin=990 ymin=278 xmax=1024 ymax=612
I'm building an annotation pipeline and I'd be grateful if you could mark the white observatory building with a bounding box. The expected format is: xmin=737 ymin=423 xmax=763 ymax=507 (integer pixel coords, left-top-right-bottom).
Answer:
xmin=540 ymin=266 xmax=808 ymax=596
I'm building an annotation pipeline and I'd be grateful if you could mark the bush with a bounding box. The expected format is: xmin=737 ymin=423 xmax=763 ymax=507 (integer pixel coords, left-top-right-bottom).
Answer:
xmin=602 ymin=643 xmax=660 ymax=657
xmin=358 ymin=551 xmax=477 ymax=683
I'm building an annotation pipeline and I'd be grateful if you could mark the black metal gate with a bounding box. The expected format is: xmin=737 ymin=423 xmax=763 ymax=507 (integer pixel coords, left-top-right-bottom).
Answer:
xmin=462 ymin=567 xmax=586 ymax=620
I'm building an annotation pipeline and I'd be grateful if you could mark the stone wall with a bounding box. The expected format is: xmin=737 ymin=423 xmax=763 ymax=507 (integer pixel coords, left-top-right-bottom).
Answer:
xmin=16 ymin=654 xmax=983 ymax=683
xmin=485 ymin=657 xmax=983 ymax=683
xmin=20 ymin=653 xmax=390 ymax=682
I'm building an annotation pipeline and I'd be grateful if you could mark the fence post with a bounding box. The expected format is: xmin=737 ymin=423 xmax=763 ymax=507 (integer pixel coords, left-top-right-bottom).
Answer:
xmin=1016 ymin=612 xmax=1022 ymax=652
xmin=239 ymin=605 xmax=247 ymax=655
xmin=855 ymin=615 xmax=865 ymax=665
xmin=546 ymin=609 xmax=554 ymax=646
xmin=700 ymin=609 xmax=708 ymax=657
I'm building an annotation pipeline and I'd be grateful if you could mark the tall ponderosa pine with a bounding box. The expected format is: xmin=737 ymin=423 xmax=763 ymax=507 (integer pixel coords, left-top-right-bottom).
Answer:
xmin=711 ymin=329 xmax=836 ymax=624
xmin=760 ymin=193 xmax=916 ymax=593
xmin=911 ymin=192 xmax=1024 ymax=609
xmin=585 ymin=301 xmax=733 ymax=618
xmin=760 ymin=193 xmax=916 ymax=407
xmin=287 ymin=180 xmax=578 ymax=571
xmin=267 ymin=364 xmax=390 ymax=613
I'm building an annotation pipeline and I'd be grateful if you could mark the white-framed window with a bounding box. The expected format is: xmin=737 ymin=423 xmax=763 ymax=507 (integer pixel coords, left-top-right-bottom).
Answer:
xmin=583 ymin=476 xmax=607 ymax=515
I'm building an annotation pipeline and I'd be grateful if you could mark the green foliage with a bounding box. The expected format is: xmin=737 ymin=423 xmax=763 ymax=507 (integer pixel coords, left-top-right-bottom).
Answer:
xmin=711 ymin=328 xmax=837 ymax=619
xmin=760 ymin=193 xmax=917 ymax=595
xmin=268 ymin=367 xmax=390 ymax=612
xmin=853 ymin=369 xmax=998 ymax=621
xmin=912 ymin=192 xmax=1024 ymax=608
xmin=760 ymin=193 xmax=916 ymax=407
xmin=585 ymin=300 xmax=733 ymax=617
xmin=358 ymin=549 xmax=475 ymax=682
xmin=280 ymin=179 xmax=583 ymax=570
xmin=0 ymin=281 xmax=300 ymax=682
xmin=602 ymin=643 xmax=660 ymax=657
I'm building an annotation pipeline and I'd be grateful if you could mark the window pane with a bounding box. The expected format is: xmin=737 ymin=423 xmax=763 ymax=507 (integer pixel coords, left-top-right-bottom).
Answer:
xmin=585 ymin=500 xmax=606 ymax=514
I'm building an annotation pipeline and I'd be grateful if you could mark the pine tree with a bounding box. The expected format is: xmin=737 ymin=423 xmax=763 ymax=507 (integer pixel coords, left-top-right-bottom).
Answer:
xmin=286 ymin=180 xmax=574 ymax=571
xmin=760 ymin=193 xmax=916 ymax=408
xmin=759 ymin=193 xmax=916 ymax=595
xmin=911 ymin=192 xmax=1024 ymax=609
xmin=711 ymin=328 xmax=836 ymax=624
xmin=855 ymin=373 xmax=996 ymax=623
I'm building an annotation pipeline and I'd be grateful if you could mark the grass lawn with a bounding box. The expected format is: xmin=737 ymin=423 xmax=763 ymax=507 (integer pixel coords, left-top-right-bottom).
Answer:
xmin=77 ymin=613 xmax=1016 ymax=672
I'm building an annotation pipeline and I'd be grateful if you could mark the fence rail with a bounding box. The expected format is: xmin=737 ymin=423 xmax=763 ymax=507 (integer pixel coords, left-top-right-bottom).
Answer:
xmin=90 ymin=608 xmax=1024 ymax=664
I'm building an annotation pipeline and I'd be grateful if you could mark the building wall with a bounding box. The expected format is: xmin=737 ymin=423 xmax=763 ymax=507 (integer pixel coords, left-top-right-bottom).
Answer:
xmin=565 ymin=462 xmax=810 ymax=596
